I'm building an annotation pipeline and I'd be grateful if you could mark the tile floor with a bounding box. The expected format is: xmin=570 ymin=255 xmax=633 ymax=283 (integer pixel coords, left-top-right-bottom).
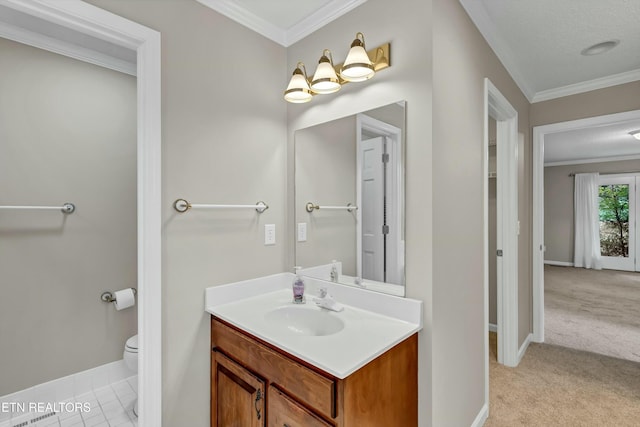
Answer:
xmin=0 ymin=376 xmax=137 ymax=427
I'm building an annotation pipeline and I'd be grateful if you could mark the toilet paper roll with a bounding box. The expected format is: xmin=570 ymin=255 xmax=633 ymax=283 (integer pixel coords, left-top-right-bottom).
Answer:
xmin=113 ymin=288 xmax=136 ymax=311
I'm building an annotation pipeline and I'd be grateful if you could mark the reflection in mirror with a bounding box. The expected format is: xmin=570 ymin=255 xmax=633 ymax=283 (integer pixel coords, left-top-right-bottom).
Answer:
xmin=295 ymin=101 xmax=405 ymax=296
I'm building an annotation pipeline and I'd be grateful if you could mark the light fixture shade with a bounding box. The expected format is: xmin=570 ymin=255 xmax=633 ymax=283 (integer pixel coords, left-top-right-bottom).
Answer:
xmin=311 ymin=50 xmax=341 ymax=94
xmin=284 ymin=63 xmax=312 ymax=103
xmin=340 ymin=32 xmax=375 ymax=82
xmin=630 ymin=130 xmax=640 ymax=141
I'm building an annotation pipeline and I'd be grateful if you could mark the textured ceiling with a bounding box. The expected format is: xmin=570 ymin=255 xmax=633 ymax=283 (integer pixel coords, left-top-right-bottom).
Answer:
xmin=461 ymin=0 xmax=640 ymax=164
xmin=461 ymin=0 xmax=640 ymax=102
xmin=544 ymin=119 xmax=640 ymax=165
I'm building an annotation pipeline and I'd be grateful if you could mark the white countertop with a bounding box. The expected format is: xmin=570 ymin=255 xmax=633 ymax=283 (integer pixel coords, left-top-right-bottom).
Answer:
xmin=205 ymin=273 xmax=422 ymax=379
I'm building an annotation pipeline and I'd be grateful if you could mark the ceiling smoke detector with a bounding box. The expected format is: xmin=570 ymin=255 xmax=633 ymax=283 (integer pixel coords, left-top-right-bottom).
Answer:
xmin=580 ymin=40 xmax=620 ymax=56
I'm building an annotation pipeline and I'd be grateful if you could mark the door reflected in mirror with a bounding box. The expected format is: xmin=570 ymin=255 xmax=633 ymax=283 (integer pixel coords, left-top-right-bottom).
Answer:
xmin=295 ymin=101 xmax=406 ymax=296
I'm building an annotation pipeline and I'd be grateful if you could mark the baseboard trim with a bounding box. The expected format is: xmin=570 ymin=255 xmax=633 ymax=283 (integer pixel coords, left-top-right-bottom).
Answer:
xmin=488 ymin=323 xmax=497 ymax=332
xmin=517 ymin=333 xmax=533 ymax=364
xmin=470 ymin=403 xmax=489 ymax=427
xmin=0 ymin=359 xmax=135 ymax=407
xmin=544 ymin=260 xmax=574 ymax=267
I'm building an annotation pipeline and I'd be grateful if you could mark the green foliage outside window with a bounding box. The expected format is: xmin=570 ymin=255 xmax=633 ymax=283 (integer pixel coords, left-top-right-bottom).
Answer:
xmin=599 ymin=184 xmax=629 ymax=257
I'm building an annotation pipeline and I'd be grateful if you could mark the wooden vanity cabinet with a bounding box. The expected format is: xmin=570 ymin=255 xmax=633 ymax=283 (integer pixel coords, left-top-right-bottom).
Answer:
xmin=210 ymin=316 xmax=418 ymax=427
xmin=268 ymin=386 xmax=332 ymax=427
xmin=212 ymin=351 xmax=265 ymax=427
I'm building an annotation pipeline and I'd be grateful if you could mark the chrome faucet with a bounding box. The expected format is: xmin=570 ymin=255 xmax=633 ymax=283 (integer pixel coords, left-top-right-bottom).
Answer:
xmin=313 ymin=287 xmax=344 ymax=312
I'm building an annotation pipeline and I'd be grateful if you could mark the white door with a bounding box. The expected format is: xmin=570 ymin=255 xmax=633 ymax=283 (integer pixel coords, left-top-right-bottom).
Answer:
xmin=598 ymin=175 xmax=636 ymax=271
xmin=361 ymin=136 xmax=385 ymax=281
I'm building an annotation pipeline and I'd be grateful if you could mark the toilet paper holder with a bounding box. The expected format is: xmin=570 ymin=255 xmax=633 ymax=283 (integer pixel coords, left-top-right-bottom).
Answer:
xmin=101 ymin=288 xmax=137 ymax=303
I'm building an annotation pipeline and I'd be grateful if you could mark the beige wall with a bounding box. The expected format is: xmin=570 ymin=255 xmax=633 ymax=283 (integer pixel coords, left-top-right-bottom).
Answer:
xmin=286 ymin=0 xmax=433 ymax=423
xmin=364 ymin=102 xmax=406 ymax=130
xmin=295 ymin=116 xmax=357 ymax=273
xmin=63 ymin=0 xmax=628 ymax=425
xmin=87 ymin=1 xmax=288 ymax=426
xmin=0 ymin=38 xmax=137 ymax=395
xmin=530 ymin=81 xmax=640 ymax=127
xmin=545 ymin=160 xmax=640 ymax=263
xmin=433 ymin=0 xmax=531 ymax=425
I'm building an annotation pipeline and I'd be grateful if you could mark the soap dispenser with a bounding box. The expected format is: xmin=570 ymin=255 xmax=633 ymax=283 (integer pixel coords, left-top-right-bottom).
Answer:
xmin=330 ymin=260 xmax=339 ymax=283
xmin=292 ymin=266 xmax=305 ymax=304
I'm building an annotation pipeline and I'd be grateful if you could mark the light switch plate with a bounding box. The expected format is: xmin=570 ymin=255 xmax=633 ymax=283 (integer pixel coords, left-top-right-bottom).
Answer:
xmin=297 ymin=222 xmax=307 ymax=242
xmin=265 ymin=224 xmax=276 ymax=245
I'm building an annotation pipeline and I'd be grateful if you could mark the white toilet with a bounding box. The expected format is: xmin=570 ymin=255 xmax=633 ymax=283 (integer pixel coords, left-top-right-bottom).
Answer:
xmin=123 ymin=334 xmax=138 ymax=417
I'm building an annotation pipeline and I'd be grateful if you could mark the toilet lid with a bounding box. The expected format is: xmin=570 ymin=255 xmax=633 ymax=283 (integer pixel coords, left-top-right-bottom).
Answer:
xmin=126 ymin=335 xmax=138 ymax=351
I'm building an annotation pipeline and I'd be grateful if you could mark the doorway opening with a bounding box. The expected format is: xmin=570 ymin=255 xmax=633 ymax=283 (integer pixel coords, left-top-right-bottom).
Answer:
xmin=0 ymin=1 xmax=161 ymax=425
xmin=532 ymin=109 xmax=640 ymax=345
xmin=483 ymin=78 xmax=520 ymax=418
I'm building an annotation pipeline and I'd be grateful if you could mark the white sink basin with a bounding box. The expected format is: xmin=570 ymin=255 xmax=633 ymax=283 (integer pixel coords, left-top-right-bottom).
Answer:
xmin=264 ymin=305 xmax=345 ymax=336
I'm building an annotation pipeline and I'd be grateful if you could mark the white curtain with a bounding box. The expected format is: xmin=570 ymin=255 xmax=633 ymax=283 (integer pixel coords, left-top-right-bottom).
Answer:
xmin=574 ymin=173 xmax=602 ymax=269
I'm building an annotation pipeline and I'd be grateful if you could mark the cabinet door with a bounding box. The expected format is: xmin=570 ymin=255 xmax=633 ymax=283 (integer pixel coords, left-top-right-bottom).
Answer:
xmin=267 ymin=386 xmax=331 ymax=427
xmin=212 ymin=350 xmax=265 ymax=427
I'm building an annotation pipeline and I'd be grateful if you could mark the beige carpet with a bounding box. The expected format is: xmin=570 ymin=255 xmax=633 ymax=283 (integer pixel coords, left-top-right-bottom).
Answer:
xmin=485 ymin=332 xmax=640 ymax=426
xmin=545 ymin=265 xmax=640 ymax=362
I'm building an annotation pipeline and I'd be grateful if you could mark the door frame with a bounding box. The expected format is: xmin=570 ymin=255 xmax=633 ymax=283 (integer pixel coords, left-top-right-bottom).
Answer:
xmin=0 ymin=1 xmax=162 ymax=425
xmin=532 ymin=109 xmax=640 ymax=343
xmin=356 ymin=113 xmax=403 ymax=283
xmin=483 ymin=78 xmax=520 ymax=413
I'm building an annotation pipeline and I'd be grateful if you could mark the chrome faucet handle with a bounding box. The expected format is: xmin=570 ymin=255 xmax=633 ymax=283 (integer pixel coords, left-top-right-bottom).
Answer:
xmin=318 ymin=287 xmax=328 ymax=298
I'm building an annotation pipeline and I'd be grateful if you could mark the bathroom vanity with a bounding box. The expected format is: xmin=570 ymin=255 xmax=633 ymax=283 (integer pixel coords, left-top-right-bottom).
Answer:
xmin=206 ymin=273 xmax=422 ymax=427
xmin=211 ymin=317 xmax=416 ymax=426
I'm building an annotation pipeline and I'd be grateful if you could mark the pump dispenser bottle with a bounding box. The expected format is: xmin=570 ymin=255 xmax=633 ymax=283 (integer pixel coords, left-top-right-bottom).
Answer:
xmin=330 ymin=260 xmax=339 ymax=282
xmin=292 ymin=266 xmax=305 ymax=304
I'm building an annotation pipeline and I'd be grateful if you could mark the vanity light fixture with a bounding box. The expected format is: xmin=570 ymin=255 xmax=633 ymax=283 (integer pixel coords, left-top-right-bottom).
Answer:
xmin=284 ymin=32 xmax=390 ymax=104
xmin=311 ymin=49 xmax=341 ymax=94
xmin=630 ymin=130 xmax=640 ymax=141
xmin=340 ymin=32 xmax=375 ymax=82
xmin=284 ymin=62 xmax=313 ymax=103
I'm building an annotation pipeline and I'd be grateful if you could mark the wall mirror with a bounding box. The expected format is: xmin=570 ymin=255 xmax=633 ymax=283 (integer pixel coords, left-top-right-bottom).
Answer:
xmin=295 ymin=101 xmax=406 ymax=296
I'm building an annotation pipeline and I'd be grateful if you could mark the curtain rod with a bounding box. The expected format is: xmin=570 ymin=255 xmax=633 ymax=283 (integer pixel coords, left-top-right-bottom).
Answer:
xmin=568 ymin=171 xmax=640 ymax=177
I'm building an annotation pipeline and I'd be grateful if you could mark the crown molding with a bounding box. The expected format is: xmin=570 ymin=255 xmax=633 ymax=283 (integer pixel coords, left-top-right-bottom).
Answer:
xmin=459 ymin=0 xmax=535 ymax=102
xmin=286 ymin=0 xmax=367 ymax=46
xmin=532 ymin=69 xmax=640 ymax=103
xmin=0 ymin=21 xmax=136 ymax=75
xmin=459 ymin=0 xmax=640 ymax=105
xmin=196 ymin=0 xmax=367 ymax=47
xmin=196 ymin=0 xmax=287 ymax=45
